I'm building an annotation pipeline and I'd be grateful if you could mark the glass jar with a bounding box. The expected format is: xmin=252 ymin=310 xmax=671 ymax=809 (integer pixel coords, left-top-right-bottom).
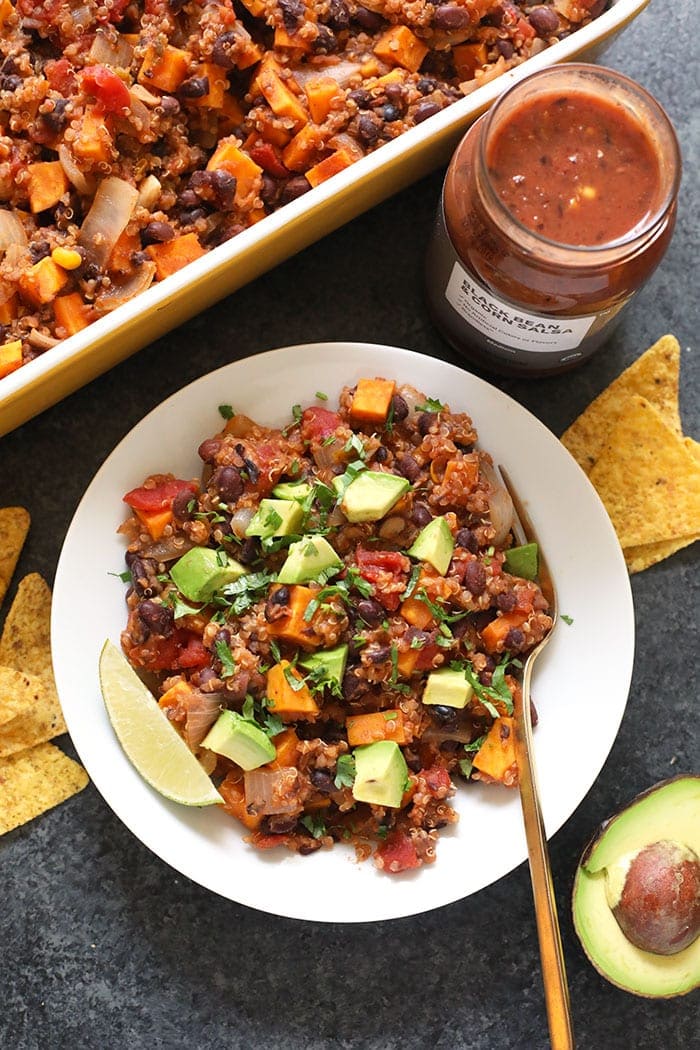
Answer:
xmin=425 ymin=64 xmax=681 ymax=377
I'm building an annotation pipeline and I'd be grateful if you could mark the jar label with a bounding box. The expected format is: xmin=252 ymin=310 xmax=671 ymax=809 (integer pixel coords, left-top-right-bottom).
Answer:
xmin=444 ymin=261 xmax=597 ymax=354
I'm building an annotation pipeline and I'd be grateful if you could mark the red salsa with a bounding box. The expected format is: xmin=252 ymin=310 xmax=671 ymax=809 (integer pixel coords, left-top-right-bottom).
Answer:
xmin=487 ymin=92 xmax=662 ymax=247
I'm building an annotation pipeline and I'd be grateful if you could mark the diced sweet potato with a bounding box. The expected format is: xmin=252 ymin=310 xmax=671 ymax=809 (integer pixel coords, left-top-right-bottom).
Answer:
xmin=480 ymin=609 xmax=529 ymax=652
xmin=134 ymin=507 xmax=173 ymax=541
xmin=304 ymin=76 xmax=343 ymax=124
xmin=108 ymin=228 xmax=140 ymax=274
xmin=219 ymin=771 xmax=263 ymax=830
xmin=186 ymin=62 xmax=227 ymax=108
xmin=158 ymin=679 xmax=194 ymax=710
xmin=274 ymin=25 xmax=313 ymax=55
xmin=72 ymin=108 xmax=112 ymax=164
xmin=452 ymin=42 xmax=488 ymax=81
xmin=0 ymin=0 xmax=14 ymax=29
xmin=0 ymin=340 xmax=23 ymax=380
xmin=346 ymin=709 xmax=408 ymax=746
xmin=281 ymin=124 xmax=323 ymax=173
xmin=350 ymin=378 xmax=396 ymax=424
xmin=266 ymin=727 xmax=300 ymax=769
xmin=0 ymin=290 xmax=18 ymax=325
xmin=266 ymin=661 xmax=320 ymax=720
xmin=258 ymin=63 xmax=308 ymax=131
xmin=18 ymin=257 xmax=68 ymax=307
xmin=146 ymin=232 xmax=205 ymax=281
xmin=206 ymin=139 xmax=263 ymax=205
xmin=472 ymin=717 xmax=517 ymax=784
xmin=266 ymin=584 xmax=321 ymax=649
xmin=27 ymin=161 xmax=68 ymax=214
xmin=374 ymin=26 xmax=429 ymax=73
xmin=305 ymin=148 xmax=353 ymax=188
xmin=54 ymin=293 xmax=95 ymax=337
xmin=138 ymin=45 xmax=191 ymax=93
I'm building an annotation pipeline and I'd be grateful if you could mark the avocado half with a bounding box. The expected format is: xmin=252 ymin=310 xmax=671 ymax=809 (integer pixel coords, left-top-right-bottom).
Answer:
xmin=572 ymin=775 xmax=700 ymax=998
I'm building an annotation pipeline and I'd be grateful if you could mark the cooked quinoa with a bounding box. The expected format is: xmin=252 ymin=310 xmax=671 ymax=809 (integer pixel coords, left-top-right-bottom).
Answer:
xmin=118 ymin=377 xmax=553 ymax=872
xmin=0 ymin=0 xmax=605 ymax=377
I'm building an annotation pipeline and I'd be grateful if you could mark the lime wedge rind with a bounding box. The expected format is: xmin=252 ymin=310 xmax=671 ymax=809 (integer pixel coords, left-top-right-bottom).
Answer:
xmin=98 ymin=640 xmax=222 ymax=807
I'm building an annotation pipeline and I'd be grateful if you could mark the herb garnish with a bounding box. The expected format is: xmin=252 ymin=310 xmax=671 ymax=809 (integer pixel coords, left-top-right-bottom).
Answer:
xmin=301 ymin=813 xmax=327 ymax=839
xmin=561 ymin=614 xmax=574 ymax=626
xmin=216 ymin=570 xmax=276 ymax=616
xmin=415 ymin=396 xmax=445 ymax=413
xmin=215 ymin=639 xmax=236 ymax=678
xmin=218 ymin=404 xmax=235 ymax=419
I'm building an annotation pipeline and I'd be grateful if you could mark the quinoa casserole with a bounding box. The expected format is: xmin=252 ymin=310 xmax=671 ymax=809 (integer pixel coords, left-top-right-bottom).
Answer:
xmin=118 ymin=377 xmax=553 ymax=873
xmin=0 ymin=0 xmax=605 ymax=379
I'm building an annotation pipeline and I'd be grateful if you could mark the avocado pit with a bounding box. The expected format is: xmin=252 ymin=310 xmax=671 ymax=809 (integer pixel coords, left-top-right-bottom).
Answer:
xmin=605 ymin=840 xmax=700 ymax=956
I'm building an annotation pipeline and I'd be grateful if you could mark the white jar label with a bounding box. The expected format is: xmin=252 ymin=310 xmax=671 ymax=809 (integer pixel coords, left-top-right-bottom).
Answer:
xmin=444 ymin=261 xmax=597 ymax=355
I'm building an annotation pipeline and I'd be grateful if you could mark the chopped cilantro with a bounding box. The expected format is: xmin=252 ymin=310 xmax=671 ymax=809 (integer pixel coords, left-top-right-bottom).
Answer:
xmin=292 ymin=404 xmax=302 ymax=423
xmin=561 ymin=614 xmax=574 ymax=626
xmin=415 ymin=396 xmax=445 ymax=413
xmin=241 ymin=694 xmax=255 ymax=721
xmin=321 ymin=434 xmax=336 ymax=446
xmin=217 ymin=570 xmax=275 ymax=616
xmin=301 ymin=813 xmax=327 ymax=839
xmin=334 ymin=754 xmax=356 ymax=789
xmin=290 ymin=459 xmax=300 ymax=476
xmin=458 ymin=653 xmax=518 ymax=717
xmin=334 ymin=458 xmax=367 ymax=496
xmin=343 ymin=433 xmax=366 ymax=460
xmin=315 ymin=391 xmax=328 ymax=401
xmin=283 ymin=665 xmax=305 ymax=692
xmin=458 ymin=757 xmax=473 ymax=779
xmin=384 ymin=401 xmax=395 ymax=434
xmin=269 ymin=639 xmax=282 ymax=664
xmin=302 ymin=597 xmax=320 ymax=623
xmin=216 ymin=549 xmax=228 ymax=567
xmin=215 ymin=639 xmax=236 ymax=678
xmin=168 ymin=595 xmax=202 ymax=620
xmin=264 ymin=507 xmax=283 ymax=531
xmin=463 ymin=734 xmax=487 ymax=753
xmin=375 ymin=825 xmax=389 ymax=840
xmin=401 ymin=563 xmax=422 ymax=601
xmin=389 ymin=642 xmax=399 ymax=685
xmin=218 ymin=404 xmax=235 ymax=419
xmin=109 ymin=570 xmax=132 ymax=583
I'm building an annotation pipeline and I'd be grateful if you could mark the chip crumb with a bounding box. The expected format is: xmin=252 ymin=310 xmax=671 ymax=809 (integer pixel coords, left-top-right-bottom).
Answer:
xmin=0 ymin=742 xmax=88 ymax=835
xmin=0 ymin=507 xmax=31 ymax=608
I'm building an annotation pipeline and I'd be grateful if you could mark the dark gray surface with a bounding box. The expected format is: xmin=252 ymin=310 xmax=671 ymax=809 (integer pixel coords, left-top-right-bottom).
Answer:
xmin=1 ymin=2 xmax=698 ymax=1047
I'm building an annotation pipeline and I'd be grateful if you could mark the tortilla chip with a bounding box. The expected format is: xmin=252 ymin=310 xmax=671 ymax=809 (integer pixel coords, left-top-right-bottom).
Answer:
xmin=0 ymin=573 xmax=66 ymax=739
xmin=589 ymin=396 xmax=700 ymax=548
xmin=0 ymin=507 xmax=30 ymax=608
xmin=684 ymin=436 xmax=700 ymax=464
xmin=0 ymin=671 xmax=65 ymax=758
xmin=0 ymin=665 xmax=41 ymax=727
xmin=624 ymin=534 xmax=700 ymax=574
xmin=0 ymin=742 xmax=88 ymax=835
xmin=561 ymin=335 xmax=681 ymax=474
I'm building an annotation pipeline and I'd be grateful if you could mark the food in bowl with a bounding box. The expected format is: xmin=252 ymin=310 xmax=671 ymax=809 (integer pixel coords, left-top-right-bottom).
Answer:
xmin=116 ymin=376 xmax=553 ymax=872
xmin=0 ymin=0 xmax=605 ymax=380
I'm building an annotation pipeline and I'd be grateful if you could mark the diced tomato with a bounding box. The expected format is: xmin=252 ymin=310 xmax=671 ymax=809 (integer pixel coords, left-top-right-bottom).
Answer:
xmin=249 ymin=144 xmax=289 ymax=179
xmin=176 ymin=634 xmax=209 ymax=669
xmin=99 ymin=0 xmax=130 ymax=21
xmin=414 ymin=642 xmax=440 ymax=671
xmin=375 ymin=830 xmax=420 ymax=873
xmin=515 ymin=16 xmax=537 ymax=41
xmin=250 ymin=831 xmax=290 ymax=850
xmin=355 ymin=548 xmax=410 ymax=611
xmin=81 ymin=65 xmax=131 ymax=115
xmin=44 ymin=58 xmax=78 ymax=96
xmin=129 ymin=629 xmax=208 ymax=673
xmin=123 ymin=477 xmax=197 ymax=513
xmin=421 ymin=766 xmax=452 ymax=795
xmin=300 ymin=406 xmax=341 ymax=442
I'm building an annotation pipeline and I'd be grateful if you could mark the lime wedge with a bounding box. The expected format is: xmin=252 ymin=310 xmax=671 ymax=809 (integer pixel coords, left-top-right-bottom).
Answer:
xmin=98 ymin=640 xmax=222 ymax=807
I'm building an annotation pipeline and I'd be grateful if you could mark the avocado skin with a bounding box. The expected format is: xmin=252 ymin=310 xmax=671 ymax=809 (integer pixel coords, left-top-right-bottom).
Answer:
xmin=572 ymin=774 xmax=700 ymax=998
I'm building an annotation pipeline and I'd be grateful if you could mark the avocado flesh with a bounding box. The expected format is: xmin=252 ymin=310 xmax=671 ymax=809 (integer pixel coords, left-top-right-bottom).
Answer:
xmin=299 ymin=644 xmax=348 ymax=688
xmin=272 ymin=481 xmax=313 ymax=501
xmin=503 ymin=542 xmax=538 ymax=580
xmin=245 ymin=498 xmax=304 ymax=539
xmin=422 ymin=668 xmax=474 ymax=709
xmin=572 ymin=775 xmax=700 ymax=997
xmin=276 ymin=535 xmax=342 ymax=584
xmin=201 ymin=710 xmax=275 ymax=770
xmin=170 ymin=547 xmax=247 ymax=602
xmin=352 ymin=740 xmax=408 ymax=809
xmin=341 ymin=471 xmax=409 ymax=523
xmin=408 ymin=516 xmax=454 ymax=576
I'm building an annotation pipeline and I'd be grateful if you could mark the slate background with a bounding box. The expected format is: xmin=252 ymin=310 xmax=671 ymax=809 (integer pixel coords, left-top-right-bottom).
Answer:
xmin=1 ymin=1 xmax=698 ymax=1046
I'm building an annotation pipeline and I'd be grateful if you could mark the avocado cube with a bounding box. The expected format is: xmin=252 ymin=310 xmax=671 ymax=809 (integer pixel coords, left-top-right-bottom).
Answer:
xmin=504 ymin=542 xmax=539 ymax=580
xmin=201 ymin=710 xmax=275 ymax=770
xmin=245 ymin=498 xmax=304 ymax=539
xmin=277 ymin=535 xmax=342 ymax=584
xmin=340 ymin=471 xmax=410 ymax=523
xmin=352 ymin=740 xmax=408 ymax=809
xmin=422 ymin=668 xmax=474 ymax=709
xmin=170 ymin=547 xmax=248 ymax=603
xmin=407 ymin=516 xmax=454 ymax=576
xmin=272 ymin=481 xmax=313 ymax=502
xmin=299 ymin=644 xmax=348 ymax=687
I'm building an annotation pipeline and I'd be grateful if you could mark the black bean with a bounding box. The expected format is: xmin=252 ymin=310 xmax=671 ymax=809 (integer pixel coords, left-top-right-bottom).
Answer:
xmin=327 ymin=0 xmax=350 ymax=29
xmin=260 ymin=173 xmax=280 ymax=206
xmin=455 ymin=527 xmax=479 ymax=553
xmin=496 ymin=38 xmax=514 ymax=59
xmin=439 ymin=739 xmax=461 ymax=753
xmin=159 ymin=94 xmax=181 ymax=116
xmin=40 ymin=97 xmax=69 ymax=133
xmin=414 ymin=100 xmax=441 ymax=124
xmin=390 ymin=393 xmax=408 ymax=422
xmin=412 ymin=503 xmax=432 ymax=527
xmin=417 ymin=412 xmax=434 ymax=436
xmin=237 ymin=536 xmax=259 ymax=564
xmin=381 ymin=103 xmax=401 ymax=123
xmin=168 ymin=0 xmax=187 ymax=10
xmin=212 ymin=465 xmax=244 ymax=503
xmin=172 ymin=488 xmax=195 ymax=522
xmin=373 ymin=446 xmax=388 ymax=463
xmin=356 ymin=597 xmax=385 ymax=624
xmin=240 ymin=455 xmax=259 ymax=483
xmin=385 ymin=82 xmax=404 ymax=104
xmin=0 ymin=74 xmax=21 ymax=93
xmin=433 ymin=4 xmax=472 ymax=29
xmin=312 ymin=25 xmax=338 ymax=53
xmin=0 ymin=56 xmax=17 ymax=74
xmin=279 ymin=0 xmax=304 ymax=28
xmin=179 ymin=188 xmax=199 ymax=207
xmin=211 ymin=168 xmax=237 ymax=210
xmin=280 ymin=175 xmax=311 ymax=205
xmin=416 ymin=77 xmax=437 ymax=95
xmin=310 ymin=769 xmax=334 ymax=794
xmin=530 ymin=699 xmax=539 ymax=728
xmin=405 ymin=749 xmax=422 ymax=772
xmin=353 ymin=6 xmax=384 ymax=30
xmin=198 ymin=437 xmax=221 ymax=463
xmin=141 ymin=221 xmax=175 ymax=246
xmin=527 ymin=5 xmax=560 ymax=36
xmin=179 ymin=207 xmax=207 ymax=226
xmin=81 ymin=262 xmax=101 ymax=281
xmin=29 ymin=241 xmax=51 ymax=263
xmin=369 ymin=645 xmax=391 ymax=664
xmin=496 ymin=591 xmax=517 ymax=612
xmin=131 ymin=250 xmax=149 ymax=266
xmin=431 ymin=705 xmax=457 ymax=726
xmin=396 ymin=454 xmax=420 ymax=483
xmin=505 ymin=627 xmax=525 ymax=649
xmin=298 ymin=839 xmax=322 ymax=854
xmin=462 ymin=560 xmax=486 ymax=596
xmin=198 ymin=667 xmax=219 ymax=686
xmin=357 ymin=114 xmax=381 ymax=145
xmin=178 ymin=76 xmax=209 ymax=99
xmin=342 ymin=670 xmax=366 ymax=701
xmin=264 ymin=815 xmax=298 ymax=834
xmin=211 ymin=31 xmax=236 ymax=69
xmin=348 ymin=88 xmax=372 ymax=109
xmin=214 ymin=627 xmax=231 ymax=647
xmin=138 ymin=600 xmax=174 ymax=637
xmin=269 ymin=585 xmax=289 ymax=606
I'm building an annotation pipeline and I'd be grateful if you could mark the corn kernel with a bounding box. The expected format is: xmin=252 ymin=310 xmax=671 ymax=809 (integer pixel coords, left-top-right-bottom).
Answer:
xmin=51 ymin=247 xmax=83 ymax=270
xmin=580 ymin=185 xmax=597 ymax=200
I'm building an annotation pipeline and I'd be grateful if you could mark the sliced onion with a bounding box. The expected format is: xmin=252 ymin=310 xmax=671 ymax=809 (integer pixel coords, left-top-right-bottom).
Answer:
xmin=27 ymin=330 xmax=59 ymax=350
xmin=127 ymin=91 xmax=152 ymax=134
xmin=397 ymin=383 xmax=428 ymax=418
xmin=244 ymin=768 xmax=302 ymax=815
xmin=78 ymin=176 xmax=138 ymax=267
xmin=141 ymin=535 xmax=194 ymax=562
xmin=58 ymin=143 xmax=95 ymax=196
xmin=130 ymin=83 xmax=162 ymax=108
xmin=290 ymin=59 xmax=363 ymax=88
xmin=222 ymin=413 xmax=258 ymax=438
xmin=230 ymin=506 xmax=255 ymax=538
xmin=184 ymin=691 xmax=222 ymax=750
xmin=326 ymin=132 xmax=365 ymax=162
xmin=0 ymin=208 xmax=28 ymax=250
xmin=422 ymin=725 xmax=476 ymax=745
xmin=137 ymin=174 xmax=162 ymax=210
xmin=95 ymin=262 xmax=156 ymax=313
xmin=88 ymin=30 xmax=134 ymax=68
xmin=480 ymin=458 xmax=514 ymax=547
